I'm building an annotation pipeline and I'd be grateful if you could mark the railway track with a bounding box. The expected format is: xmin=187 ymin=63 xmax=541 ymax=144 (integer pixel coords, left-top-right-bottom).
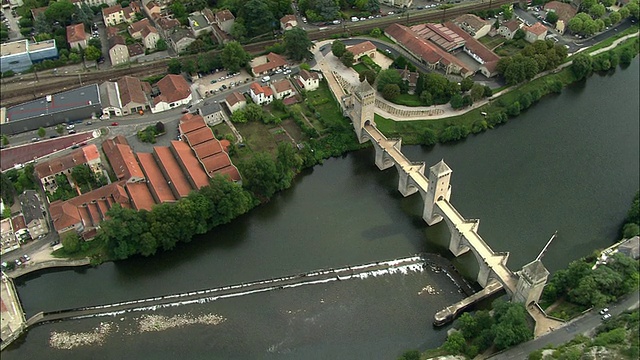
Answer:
xmin=0 ymin=0 xmax=513 ymax=107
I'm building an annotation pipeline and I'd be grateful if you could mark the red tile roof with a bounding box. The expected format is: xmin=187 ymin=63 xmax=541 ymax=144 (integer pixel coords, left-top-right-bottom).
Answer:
xmin=281 ymin=14 xmax=296 ymax=25
xmin=106 ymin=26 xmax=120 ymax=38
xmin=298 ymin=69 xmax=319 ymax=81
xmin=49 ymin=181 xmax=130 ymax=232
xmin=385 ymin=23 xmax=473 ymax=75
xmin=200 ymin=152 xmax=232 ymax=174
xmin=272 ymin=79 xmax=294 ymax=94
xmin=126 ymin=182 xmax=156 ymax=211
xmin=252 ymin=52 xmax=287 ymax=75
xmin=250 ymin=82 xmax=264 ymax=94
xmin=215 ymin=165 xmax=242 ymax=182
xmin=216 ymin=9 xmax=235 ymax=22
xmin=66 ymin=23 xmax=86 ymax=43
xmin=183 ymin=127 xmax=214 ymax=147
xmin=154 ymin=146 xmax=193 ymax=198
xmin=156 ymin=74 xmax=191 ymax=103
xmin=445 ymin=21 xmax=500 ymax=70
xmin=410 ymin=23 xmax=465 ymax=52
xmin=156 ymin=16 xmax=181 ymax=30
xmin=102 ymin=138 xmax=145 ymax=181
xmin=203 ymin=8 xmax=215 ymax=23
xmin=128 ymin=18 xmax=150 ymax=35
xmin=127 ymin=43 xmax=145 ymax=57
xmin=171 ymin=140 xmax=210 ymax=189
xmin=103 ymin=4 xmax=123 ymax=16
xmin=137 ymin=152 xmax=176 ymax=203
xmin=192 ymin=139 xmax=223 ymax=158
xmin=117 ymin=76 xmax=147 ymax=106
xmin=179 ymin=113 xmax=207 ymax=134
xmin=544 ymin=1 xmax=578 ymax=24
xmin=502 ymin=20 xmax=521 ymax=32
xmin=346 ymin=40 xmax=376 ymax=57
xmin=225 ymin=92 xmax=246 ymax=107
xmin=35 ymin=145 xmax=100 ymax=179
xmin=525 ymin=22 xmax=548 ymax=36
xmin=11 ymin=215 xmax=26 ymax=231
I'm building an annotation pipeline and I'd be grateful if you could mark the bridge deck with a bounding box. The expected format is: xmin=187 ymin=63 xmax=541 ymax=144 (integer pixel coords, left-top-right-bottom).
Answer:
xmin=436 ymin=200 xmax=517 ymax=293
xmin=434 ymin=280 xmax=505 ymax=326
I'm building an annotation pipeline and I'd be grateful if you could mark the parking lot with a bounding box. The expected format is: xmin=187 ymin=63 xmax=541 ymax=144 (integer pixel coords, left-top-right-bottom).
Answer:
xmin=194 ymin=69 xmax=253 ymax=98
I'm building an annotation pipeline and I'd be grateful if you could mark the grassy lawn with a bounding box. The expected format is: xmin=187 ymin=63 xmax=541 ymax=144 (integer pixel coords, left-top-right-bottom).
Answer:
xmin=281 ymin=118 xmax=305 ymax=142
xmin=494 ymin=39 xmax=527 ymax=57
xmin=374 ymin=63 xmax=583 ymax=145
xmin=352 ymin=63 xmax=369 ymax=75
xmin=210 ymin=122 xmax=234 ymax=141
xmin=52 ymin=238 xmax=109 ymax=262
xmin=232 ymin=121 xmax=277 ymax=161
xmin=479 ymin=35 xmax=506 ymax=50
xmin=306 ymin=81 xmax=348 ymax=131
xmin=393 ymin=93 xmax=422 ymax=107
xmin=545 ymin=298 xmax=590 ymax=320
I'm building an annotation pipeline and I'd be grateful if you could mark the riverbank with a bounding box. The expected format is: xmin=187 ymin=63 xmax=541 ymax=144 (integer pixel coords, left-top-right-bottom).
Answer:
xmin=374 ymin=31 xmax=639 ymax=144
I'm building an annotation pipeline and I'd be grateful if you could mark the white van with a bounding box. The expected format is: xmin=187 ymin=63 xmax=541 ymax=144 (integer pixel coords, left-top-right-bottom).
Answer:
xmin=261 ymin=76 xmax=271 ymax=83
xmin=351 ymin=16 xmax=359 ymax=22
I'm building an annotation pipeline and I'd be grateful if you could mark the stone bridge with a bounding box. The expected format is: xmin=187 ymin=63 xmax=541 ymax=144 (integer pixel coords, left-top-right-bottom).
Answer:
xmin=331 ymin=76 xmax=548 ymax=310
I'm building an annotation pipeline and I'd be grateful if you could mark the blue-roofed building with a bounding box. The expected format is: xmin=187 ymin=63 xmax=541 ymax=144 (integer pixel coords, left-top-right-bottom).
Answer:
xmin=0 ymin=39 xmax=59 ymax=73
xmin=1 ymin=84 xmax=102 ymax=135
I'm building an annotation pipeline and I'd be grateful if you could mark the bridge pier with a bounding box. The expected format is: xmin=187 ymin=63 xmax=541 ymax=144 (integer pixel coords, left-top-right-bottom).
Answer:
xmin=422 ymin=160 xmax=452 ymax=225
xmin=396 ymin=162 xmax=425 ymax=197
xmin=448 ymin=227 xmax=471 ymax=257
xmin=372 ymin=140 xmax=395 ymax=170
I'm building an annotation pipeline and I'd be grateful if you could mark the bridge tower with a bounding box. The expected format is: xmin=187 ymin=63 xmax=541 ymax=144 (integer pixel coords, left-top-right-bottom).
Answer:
xmin=423 ymin=160 xmax=452 ymax=225
xmin=350 ymin=80 xmax=376 ymax=143
xmin=512 ymin=260 xmax=549 ymax=305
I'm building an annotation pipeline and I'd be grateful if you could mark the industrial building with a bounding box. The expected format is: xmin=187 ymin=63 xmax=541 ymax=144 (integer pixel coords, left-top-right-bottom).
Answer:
xmin=0 ymin=39 xmax=58 ymax=73
xmin=1 ymin=84 xmax=102 ymax=135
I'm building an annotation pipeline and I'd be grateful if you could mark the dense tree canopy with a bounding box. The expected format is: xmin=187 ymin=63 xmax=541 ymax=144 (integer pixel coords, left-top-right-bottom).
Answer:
xmin=571 ymin=53 xmax=593 ymax=80
xmin=240 ymin=0 xmax=276 ymax=38
xmin=283 ymin=28 xmax=313 ymax=61
xmin=99 ymin=176 xmax=254 ymax=259
xmin=221 ymin=41 xmax=251 ymax=72
xmin=331 ymin=40 xmax=346 ymax=58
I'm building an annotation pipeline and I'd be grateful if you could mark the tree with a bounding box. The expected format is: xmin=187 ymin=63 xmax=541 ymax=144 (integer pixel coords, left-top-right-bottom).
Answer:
xmin=84 ymin=45 xmax=102 ymax=62
xmin=422 ymin=127 xmax=438 ymax=146
xmin=0 ymin=172 xmax=17 ymax=206
xmin=608 ymin=11 xmax=622 ymax=24
xmin=460 ymin=76 xmax=474 ymax=92
xmin=359 ymin=69 xmax=377 ymax=84
xmin=340 ymin=51 xmax=354 ymax=67
xmin=382 ymin=83 xmax=400 ymax=100
xmin=397 ymin=350 xmax=421 ymax=360
xmin=284 ymin=28 xmax=313 ymax=61
xmin=491 ymin=300 xmax=533 ymax=350
xmin=239 ymin=152 xmax=280 ymax=200
xmin=156 ymin=38 xmax=168 ymax=51
xmin=370 ymin=27 xmax=381 ymax=37
xmin=376 ymin=69 xmax=403 ymax=92
xmin=72 ymin=164 xmax=96 ymax=190
xmin=88 ymin=37 xmax=101 ymax=49
xmin=221 ymin=41 xmax=251 ymax=73
xmin=45 ymin=0 xmax=76 ymax=26
xmin=240 ymin=0 xmax=276 ymax=38
xmin=420 ymin=90 xmax=433 ymax=106
xmin=589 ymin=3 xmax=606 ymax=18
xmin=443 ymin=331 xmax=466 ymax=354
xmin=450 ymin=94 xmax=464 ymax=109
xmin=299 ymin=63 xmax=311 ymax=71
xmin=501 ymin=4 xmax=514 ymax=20
xmin=568 ymin=17 xmax=584 ymax=33
xmin=546 ymin=11 xmax=559 ymax=24
xmin=37 ymin=127 xmax=46 ymax=138
xmin=231 ymin=21 xmax=247 ymax=40
xmin=62 ymin=232 xmax=82 ymax=253
xmin=155 ymin=121 xmax=165 ymax=133
xmin=513 ymin=28 xmax=526 ymax=40
xmin=276 ymin=142 xmax=302 ymax=189
xmin=1 ymin=134 xmax=8 ymax=146
xmin=331 ymin=40 xmax=346 ymax=58
xmin=571 ymin=53 xmax=593 ymax=80
xmin=470 ymin=83 xmax=485 ymax=102
xmin=244 ymin=103 xmax=265 ymax=122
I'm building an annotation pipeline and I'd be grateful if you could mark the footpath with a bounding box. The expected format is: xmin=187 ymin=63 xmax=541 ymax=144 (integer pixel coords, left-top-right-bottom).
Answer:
xmin=315 ymin=32 xmax=638 ymax=122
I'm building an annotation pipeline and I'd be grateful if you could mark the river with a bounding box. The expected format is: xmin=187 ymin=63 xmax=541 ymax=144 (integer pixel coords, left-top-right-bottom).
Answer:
xmin=3 ymin=59 xmax=639 ymax=359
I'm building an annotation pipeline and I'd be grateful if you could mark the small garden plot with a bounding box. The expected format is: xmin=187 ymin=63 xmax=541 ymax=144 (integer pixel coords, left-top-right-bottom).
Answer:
xmin=280 ymin=118 xmax=305 ymax=143
xmin=269 ymin=126 xmax=293 ymax=144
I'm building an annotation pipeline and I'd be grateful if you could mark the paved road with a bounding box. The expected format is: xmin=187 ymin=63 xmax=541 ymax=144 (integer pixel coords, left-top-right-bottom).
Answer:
xmin=489 ymin=293 xmax=640 ymax=359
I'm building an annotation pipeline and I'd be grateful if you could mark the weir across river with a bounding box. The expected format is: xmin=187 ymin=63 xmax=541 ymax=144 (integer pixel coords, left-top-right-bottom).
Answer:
xmin=19 ymin=254 xmax=469 ymax=329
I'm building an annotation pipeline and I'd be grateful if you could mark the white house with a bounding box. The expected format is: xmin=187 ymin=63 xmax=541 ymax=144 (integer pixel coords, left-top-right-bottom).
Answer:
xmin=151 ymin=74 xmax=192 ymax=113
xmin=249 ymin=82 xmax=274 ymax=105
xmin=295 ymin=69 xmax=320 ymax=91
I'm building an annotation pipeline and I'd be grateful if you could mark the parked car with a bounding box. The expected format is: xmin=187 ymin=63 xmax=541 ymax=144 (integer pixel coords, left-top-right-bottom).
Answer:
xmin=599 ymin=308 xmax=609 ymax=315
xmin=602 ymin=313 xmax=612 ymax=320
xmin=111 ymin=122 xmax=119 ymax=126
